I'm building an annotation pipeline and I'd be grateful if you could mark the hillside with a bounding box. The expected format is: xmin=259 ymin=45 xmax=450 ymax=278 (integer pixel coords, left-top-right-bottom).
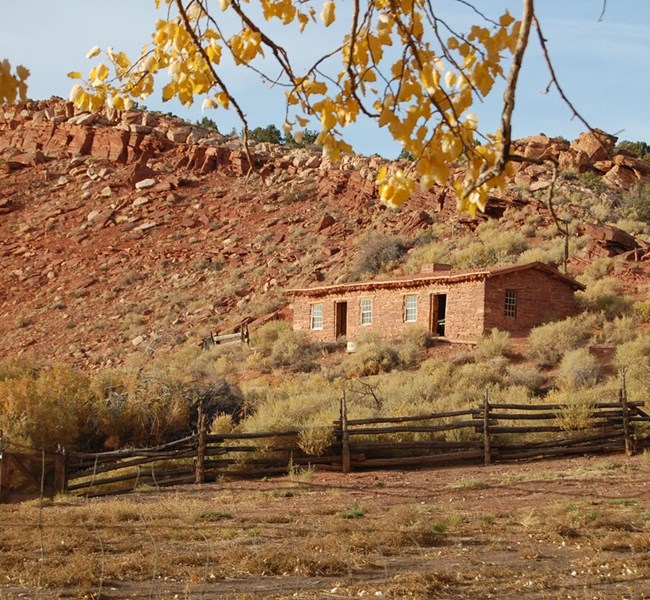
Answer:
xmin=2 ymin=97 xmax=650 ymax=369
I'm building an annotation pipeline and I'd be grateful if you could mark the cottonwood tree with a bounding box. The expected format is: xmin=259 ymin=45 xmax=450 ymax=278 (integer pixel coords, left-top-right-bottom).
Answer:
xmin=2 ymin=0 xmax=591 ymax=213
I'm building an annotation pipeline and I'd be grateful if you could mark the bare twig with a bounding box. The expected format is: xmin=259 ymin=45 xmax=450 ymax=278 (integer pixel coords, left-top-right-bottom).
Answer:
xmin=462 ymin=0 xmax=534 ymax=198
xmin=174 ymin=0 xmax=254 ymax=173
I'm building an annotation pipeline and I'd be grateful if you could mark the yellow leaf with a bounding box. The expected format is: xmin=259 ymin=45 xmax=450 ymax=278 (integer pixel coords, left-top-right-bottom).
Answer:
xmin=162 ymin=82 xmax=175 ymax=102
xmin=16 ymin=65 xmax=30 ymax=81
xmin=499 ymin=10 xmax=515 ymax=28
xmin=69 ymin=84 xmax=84 ymax=103
xmin=216 ymin=92 xmax=230 ymax=108
xmin=86 ymin=45 xmax=101 ymax=59
xmin=206 ymin=44 xmax=222 ymax=64
xmin=298 ymin=13 xmax=309 ymax=32
xmin=320 ymin=1 xmax=335 ymax=27
xmin=67 ymin=71 xmax=82 ymax=79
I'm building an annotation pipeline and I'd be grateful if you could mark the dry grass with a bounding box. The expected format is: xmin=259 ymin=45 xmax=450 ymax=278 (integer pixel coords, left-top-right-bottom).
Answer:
xmin=3 ymin=455 xmax=650 ymax=598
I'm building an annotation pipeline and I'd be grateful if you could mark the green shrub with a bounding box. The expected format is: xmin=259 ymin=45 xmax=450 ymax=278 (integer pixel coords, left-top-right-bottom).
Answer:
xmin=505 ymin=363 xmax=545 ymax=392
xmin=633 ymin=300 xmax=650 ymax=323
xmin=240 ymin=375 xmax=339 ymax=433
xmin=556 ymin=348 xmax=601 ymax=391
xmin=251 ymin=320 xmax=316 ymax=371
xmin=475 ymin=329 xmax=511 ymax=361
xmin=90 ymin=347 xmax=244 ymax=449
xmin=576 ymin=277 xmax=633 ymax=318
xmin=625 ymin=182 xmax=650 ymax=222
xmin=251 ymin=320 xmax=292 ymax=357
xmin=0 ymin=363 xmax=94 ymax=450
xmin=397 ymin=326 xmax=431 ymax=368
xmin=599 ymin=315 xmax=640 ymax=344
xmin=405 ymin=238 xmax=454 ymax=272
xmin=350 ymin=233 xmax=409 ymax=278
xmin=614 ymin=335 xmax=650 ymax=401
xmin=456 ymin=360 xmax=505 ymax=390
xmin=269 ymin=329 xmax=316 ymax=372
xmin=577 ymin=171 xmax=605 ymax=191
xmin=550 ymin=388 xmax=599 ymax=431
xmin=526 ymin=314 xmax=598 ymax=367
xmin=298 ymin=425 xmax=335 ymax=456
xmin=344 ymin=336 xmax=401 ymax=377
xmin=451 ymin=229 xmax=529 ymax=269
xmin=516 ymin=242 xmax=566 ymax=268
xmin=578 ymin=257 xmax=613 ymax=283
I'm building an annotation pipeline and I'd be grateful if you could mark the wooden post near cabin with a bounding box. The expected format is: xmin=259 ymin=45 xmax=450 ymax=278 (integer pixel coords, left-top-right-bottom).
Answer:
xmin=341 ymin=393 xmax=351 ymax=474
xmin=620 ymin=372 xmax=633 ymax=457
xmin=483 ymin=389 xmax=492 ymax=466
xmin=195 ymin=406 xmax=207 ymax=484
xmin=0 ymin=431 xmax=8 ymax=504
xmin=54 ymin=445 xmax=68 ymax=495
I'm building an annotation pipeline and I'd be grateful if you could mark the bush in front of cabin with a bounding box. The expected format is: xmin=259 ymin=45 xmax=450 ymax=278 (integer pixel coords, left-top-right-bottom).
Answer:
xmin=525 ymin=314 xmax=599 ymax=367
xmin=556 ymin=348 xmax=602 ymax=391
xmin=344 ymin=333 xmax=401 ymax=377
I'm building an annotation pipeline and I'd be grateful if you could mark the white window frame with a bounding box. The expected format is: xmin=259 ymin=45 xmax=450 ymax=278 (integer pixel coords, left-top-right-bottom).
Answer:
xmin=360 ymin=298 xmax=373 ymax=325
xmin=504 ymin=290 xmax=517 ymax=318
xmin=404 ymin=294 xmax=417 ymax=322
xmin=310 ymin=303 xmax=324 ymax=330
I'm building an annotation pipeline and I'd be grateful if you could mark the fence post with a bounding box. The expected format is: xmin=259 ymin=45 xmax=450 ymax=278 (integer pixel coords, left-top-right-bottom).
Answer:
xmin=195 ymin=406 xmax=207 ymax=484
xmin=620 ymin=371 xmax=634 ymax=457
xmin=483 ymin=389 xmax=491 ymax=466
xmin=341 ymin=393 xmax=351 ymax=474
xmin=0 ymin=431 xmax=8 ymax=504
xmin=54 ymin=445 xmax=68 ymax=495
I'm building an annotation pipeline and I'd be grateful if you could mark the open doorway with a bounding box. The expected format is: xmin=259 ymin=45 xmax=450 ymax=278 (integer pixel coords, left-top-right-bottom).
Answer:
xmin=430 ymin=294 xmax=447 ymax=336
xmin=335 ymin=301 xmax=348 ymax=338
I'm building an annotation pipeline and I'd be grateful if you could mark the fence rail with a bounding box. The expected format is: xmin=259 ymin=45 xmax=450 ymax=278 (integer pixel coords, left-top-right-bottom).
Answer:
xmin=1 ymin=393 xmax=649 ymax=502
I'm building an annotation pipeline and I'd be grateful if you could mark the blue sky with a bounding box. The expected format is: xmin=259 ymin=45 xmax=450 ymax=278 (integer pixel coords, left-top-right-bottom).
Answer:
xmin=2 ymin=1 xmax=650 ymax=158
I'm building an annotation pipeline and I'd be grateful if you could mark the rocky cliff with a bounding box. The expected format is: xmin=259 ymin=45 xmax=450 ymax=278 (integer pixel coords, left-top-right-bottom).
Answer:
xmin=1 ymin=98 xmax=649 ymax=368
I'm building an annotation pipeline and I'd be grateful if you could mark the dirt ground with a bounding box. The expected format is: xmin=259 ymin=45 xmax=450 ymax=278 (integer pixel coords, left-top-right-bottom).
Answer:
xmin=2 ymin=454 xmax=650 ymax=599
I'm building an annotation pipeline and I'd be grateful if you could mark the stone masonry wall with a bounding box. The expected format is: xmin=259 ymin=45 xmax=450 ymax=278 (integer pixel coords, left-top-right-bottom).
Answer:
xmin=483 ymin=270 xmax=581 ymax=333
xmin=292 ymin=278 xmax=488 ymax=342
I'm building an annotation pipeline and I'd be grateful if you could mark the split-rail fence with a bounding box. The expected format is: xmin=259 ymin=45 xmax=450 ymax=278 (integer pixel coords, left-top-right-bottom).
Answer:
xmin=1 ymin=394 xmax=649 ymax=502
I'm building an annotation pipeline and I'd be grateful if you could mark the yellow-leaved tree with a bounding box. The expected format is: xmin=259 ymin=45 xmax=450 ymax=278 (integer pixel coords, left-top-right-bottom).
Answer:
xmin=0 ymin=60 xmax=29 ymax=105
xmin=5 ymin=0 xmax=572 ymax=214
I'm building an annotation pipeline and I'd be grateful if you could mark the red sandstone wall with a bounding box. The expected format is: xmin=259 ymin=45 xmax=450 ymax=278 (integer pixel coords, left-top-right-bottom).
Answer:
xmin=293 ymin=269 xmax=580 ymax=343
xmin=443 ymin=280 xmax=486 ymax=340
xmin=292 ymin=279 xmax=487 ymax=342
xmin=483 ymin=270 xmax=581 ymax=333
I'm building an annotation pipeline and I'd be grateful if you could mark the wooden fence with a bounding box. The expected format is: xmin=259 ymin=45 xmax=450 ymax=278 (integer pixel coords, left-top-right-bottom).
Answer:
xmin=1 ymin=394 xmax=649 ymax=502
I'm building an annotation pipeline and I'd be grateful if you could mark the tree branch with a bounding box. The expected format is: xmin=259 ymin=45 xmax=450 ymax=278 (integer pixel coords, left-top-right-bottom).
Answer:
xmin=462 ymin=0 xmax=534 ymax=199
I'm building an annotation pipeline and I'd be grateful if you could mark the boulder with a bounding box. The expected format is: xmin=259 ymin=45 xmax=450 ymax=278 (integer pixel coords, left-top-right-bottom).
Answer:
xmin=581 ymin=223 xmax=640 ymax=255
xmin=602 ymin=164 xmax=638 ymax=190
xmin=316 ymin=214 xmax=336 ymax=232
xmin=570 ymin=129 xmax=617 ymax=163
xmin=127 ymin=162 xmax=156 ymax=186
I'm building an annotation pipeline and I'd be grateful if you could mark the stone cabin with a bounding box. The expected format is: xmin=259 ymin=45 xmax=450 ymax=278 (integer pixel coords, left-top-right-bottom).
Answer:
xmin=288 ymin=262 xmax=585 ymax=343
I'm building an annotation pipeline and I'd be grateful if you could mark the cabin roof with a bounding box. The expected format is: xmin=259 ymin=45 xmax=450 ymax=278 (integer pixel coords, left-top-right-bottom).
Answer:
xmin=286 ymin=262 xmax=585 ymax=298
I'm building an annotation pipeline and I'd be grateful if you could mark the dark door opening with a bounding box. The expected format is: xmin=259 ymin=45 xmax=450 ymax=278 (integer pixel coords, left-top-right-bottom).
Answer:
xmin=335 ymin=302 xmax=348 ymax=338
xmin=430 ymin=294 xmax=447 ymax=336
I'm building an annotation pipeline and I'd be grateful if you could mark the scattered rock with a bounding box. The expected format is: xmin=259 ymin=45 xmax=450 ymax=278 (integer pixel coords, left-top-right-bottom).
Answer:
xmin=316 ymin=214 xmax=336 ymax=232
xmin=132 ymin=196 xmax=150 ymax=207
xmin=581 ymin=223 xmax=640 ymax=256
xmin=135 ymin=178 xmax=157 ymax=190
xmin=131 ymin=335 xmax=146 ymax=347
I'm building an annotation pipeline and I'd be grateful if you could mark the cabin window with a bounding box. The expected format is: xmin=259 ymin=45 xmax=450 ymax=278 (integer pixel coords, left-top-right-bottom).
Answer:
xmin=310 ymin=303 xmax=324 ymax=330
xmin=404 ymin=294 xmax=417 ymax=322
xmin=504 ymin=290 xmax=517 ymax=318
xmin=360 ymin=298 xmax=373 ymax=325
